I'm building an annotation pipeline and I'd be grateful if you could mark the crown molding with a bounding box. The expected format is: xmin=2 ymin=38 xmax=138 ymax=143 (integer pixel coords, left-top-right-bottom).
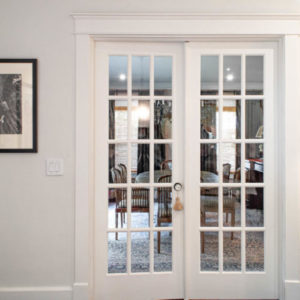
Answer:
xmin=71 ymin=12 xmax=300 ymax=20
xmin=72 ymin=12 xmax=300 ymax=36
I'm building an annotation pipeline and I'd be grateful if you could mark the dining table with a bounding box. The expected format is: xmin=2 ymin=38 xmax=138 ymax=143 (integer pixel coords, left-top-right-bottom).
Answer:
xmin=200 ymin=170 xmax=219 ymax=183
xmin=135 ymin=170 xmax=219 ymax=183
xmin=135 ymin=170 xmax=172 ymax=183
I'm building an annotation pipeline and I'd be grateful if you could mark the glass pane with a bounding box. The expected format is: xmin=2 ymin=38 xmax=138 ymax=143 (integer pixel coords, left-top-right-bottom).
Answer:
xmin=131 ymin=143 xmax=149 ymax=183
xmin=154 ymin=144 xmax=172 ymax=183
xmin=201 ymin=187 xmax=218 ymax=227
xmin=246 ymin=187 xmax=264 ymax=227
xmin=109 ymin=144 xmax=128 ymax=183
xmin=222 ymin=143 xmax=241 ymax=183
xmin=109 ymin=100 xmax=128 ymax=140
xmin=132 ymin=56 xmax=150 ymax=96
xmin=108 ymin=232 xmax=127 ymax=273
xmin=154 ymin=187 xmax=172 ymax=227
xmin=246 ymin=231 xmax=264 ymax=271
xmin=131 ymin=100 xmax=150 ymax=139
xmin=222 ymin=99 xmax=241 ymax=139
xmin=246 ymin=56 xmax=264 ymax=95
xmin=154 ymin=100 xmax=172 ymax=139
xmin=131 ymin=188 xmax=150 ymax=228
xmin=108 ymin=188 xmax=127 ymax=229
xmin=245 ymin=143 xmax=264 ymax=183
xmin=201 ymin=55 xmax=219 ymax=95
xmin=154 ymin=56 xmax=172 ymax=96
xmin=200 ymin=232 xmax=219 ymax=271
xmin=246 ymin=100 xmax=263 ymax=139
xmin=109 ymin=56 xmax=127 ymax=96
xmin=223 ymin=231 xmax=241 ymax=271
xmin=131 ymin=232 xmax=150 ymax=272
xmin=223 ymin=188 xmax=241 ymax=227
xmin=154 ymin=231 xmax=172 ymax=272
xmin=201 ymin=100 xmax=218 ymax=139
xmin=223 ymin=56 xmax=241 ymax=95
xmin=200 ymin=143 xmax=218 ymax=183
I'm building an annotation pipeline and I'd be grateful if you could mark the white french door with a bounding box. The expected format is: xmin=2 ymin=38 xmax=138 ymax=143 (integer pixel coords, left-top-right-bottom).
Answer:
xmin=94 ymin=42 xmax=277 ymax=300
xmin=95 ymin=43 xmax=185 ymax=300
xmin=185 ymin=44 xmax=277 ymax=299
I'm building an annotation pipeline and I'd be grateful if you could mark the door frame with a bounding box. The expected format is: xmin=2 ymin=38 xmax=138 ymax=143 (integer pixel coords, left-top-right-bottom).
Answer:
xmin=72 ymin=13 xmax=300 ymax=300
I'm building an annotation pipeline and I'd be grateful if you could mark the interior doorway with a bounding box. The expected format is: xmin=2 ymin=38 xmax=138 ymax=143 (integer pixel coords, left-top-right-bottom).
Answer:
xmin=93 ymin=41 xmax=277 ymax=300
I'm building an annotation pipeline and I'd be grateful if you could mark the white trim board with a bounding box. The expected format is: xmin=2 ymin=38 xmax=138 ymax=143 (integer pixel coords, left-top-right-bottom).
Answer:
xmin=73 ymin=13 xmax=300 ymax=300
xmin=72 ymin=13 xmax=300 ymax=36
xmin=285 ymin=280 xmax=300 ymax=300
xmin=0 ymin=286 xmax=72 ymax=300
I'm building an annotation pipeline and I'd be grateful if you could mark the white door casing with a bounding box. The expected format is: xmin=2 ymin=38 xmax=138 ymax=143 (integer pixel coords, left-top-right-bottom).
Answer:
xmin=73 ymin=14 xmax=300 ymax=300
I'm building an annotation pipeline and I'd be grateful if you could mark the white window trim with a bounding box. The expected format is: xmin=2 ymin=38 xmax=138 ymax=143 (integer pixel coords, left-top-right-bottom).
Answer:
xmin=72 ymin=13 xmax=300 ymax=300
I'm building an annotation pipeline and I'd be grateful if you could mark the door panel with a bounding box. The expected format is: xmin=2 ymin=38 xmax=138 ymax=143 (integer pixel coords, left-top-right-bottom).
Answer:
xmin=185 ymin=44 xmax=277 ymax=299
xmin=95 ymin=43 xmax=184 ymax=300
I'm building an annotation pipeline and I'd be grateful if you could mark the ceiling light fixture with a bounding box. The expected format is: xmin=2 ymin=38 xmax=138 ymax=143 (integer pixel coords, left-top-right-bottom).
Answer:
xmin=119 ymin=73 xmax=126 ymax=81
xmin=137 ymin=106 xmax=150 ymax=120
xmin=226 ymin=74 xmax=234 ymax=81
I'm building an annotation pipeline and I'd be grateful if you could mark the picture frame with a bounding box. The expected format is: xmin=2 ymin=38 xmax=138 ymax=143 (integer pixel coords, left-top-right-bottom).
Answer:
xmin=0 ymin=59 xmax=37 ymax=152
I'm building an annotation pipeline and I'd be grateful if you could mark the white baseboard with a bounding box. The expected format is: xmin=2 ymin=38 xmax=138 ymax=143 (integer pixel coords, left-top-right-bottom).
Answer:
xmin=285 ymin=280 xmax=300 ymax=300
xmin=0 ymin=286 xmax=72 ymax=300
xmin=73 ymin=283 xmax=88 ymax=300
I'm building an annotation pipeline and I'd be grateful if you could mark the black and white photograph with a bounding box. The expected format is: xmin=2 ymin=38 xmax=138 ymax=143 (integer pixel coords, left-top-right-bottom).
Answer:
xmin=0 ymin=59 xmax=37 ymax=152
xmin=0 ymin=73 xmax=22 ymax=134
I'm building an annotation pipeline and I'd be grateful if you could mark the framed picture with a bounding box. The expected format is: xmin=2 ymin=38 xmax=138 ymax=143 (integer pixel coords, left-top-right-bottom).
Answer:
xmin=0 ymin=59 xmax=37 ymax=152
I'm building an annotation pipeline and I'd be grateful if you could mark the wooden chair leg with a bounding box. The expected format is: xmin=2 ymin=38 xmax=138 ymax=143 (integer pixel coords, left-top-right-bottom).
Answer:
xmin=231 ymin=210 xmax=235 ymax=240
xmin=201 ymin=211 xmax=205 ymax=253
xmin=115 ymin=212 xmax=118 ymax=240
xmin=157 ymin=220 xmax=161 ymax=253
xmin=201 ymin=232 xmax=205 ymax=254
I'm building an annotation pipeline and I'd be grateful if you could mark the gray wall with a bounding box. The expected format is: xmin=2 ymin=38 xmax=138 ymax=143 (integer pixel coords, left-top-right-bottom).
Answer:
xmin=0 ymin=0 xmax=299 ymax=290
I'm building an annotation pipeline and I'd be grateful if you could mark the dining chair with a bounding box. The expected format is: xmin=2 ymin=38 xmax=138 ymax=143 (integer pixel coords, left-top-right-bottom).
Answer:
xmin=200 ymin=191 xmax=236 ymax=253
xmin=111 ymin=166 xmax=150 ymax=240
xmin=234 ymin=167 xmax=241 ymax=182
xmin=157 ymin=175 xmax=172 ymax=253
xmin=200 ymin=164 xmax=235 ymax=253
xmin=118 ymin=163 xmax=127 ymax=183
xmin=223 ymin=163 xmax=231 ymax=182
xmin=160 ymin=160 xmax=172 ymax=170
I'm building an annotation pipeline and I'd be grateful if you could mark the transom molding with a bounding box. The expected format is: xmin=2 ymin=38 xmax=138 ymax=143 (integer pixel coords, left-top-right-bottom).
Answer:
xmin=72 ymin=13 xmax=300 ymax=36
xmin=72 ymin=12 xmax=300 ymax=20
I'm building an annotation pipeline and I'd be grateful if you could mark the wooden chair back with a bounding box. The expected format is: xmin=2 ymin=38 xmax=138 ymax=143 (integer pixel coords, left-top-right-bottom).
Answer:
xmin=111 ymin=167 xmax=122 ymax=183
xmin=157 ymin=174 xmax=172 ymax=183
xmin=118 ymin=163 xmax=127 ymax=183
xmin=160 ymin=160 xmax=172 ymax=170
xmin=223 ymin=163 xmax=231 ymax=182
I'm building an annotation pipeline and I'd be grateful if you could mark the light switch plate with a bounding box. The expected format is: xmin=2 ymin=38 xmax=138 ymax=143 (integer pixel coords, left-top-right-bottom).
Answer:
xmin=46 ymin=159 xmax=64 ymax=176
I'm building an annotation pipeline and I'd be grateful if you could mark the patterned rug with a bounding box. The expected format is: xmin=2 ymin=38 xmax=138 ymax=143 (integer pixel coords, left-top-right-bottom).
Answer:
xmin=108 ymin=209 xmax=264 ymax=273
xmin=108 ymin=231 xmax=172 ymax=273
